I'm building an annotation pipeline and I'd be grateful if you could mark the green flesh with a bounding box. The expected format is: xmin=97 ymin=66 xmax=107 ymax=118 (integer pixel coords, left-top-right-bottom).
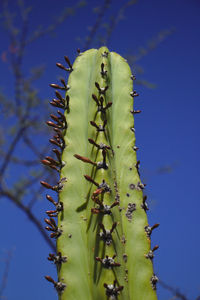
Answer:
xmin=50 ymin=47 xmax=159 ymax=300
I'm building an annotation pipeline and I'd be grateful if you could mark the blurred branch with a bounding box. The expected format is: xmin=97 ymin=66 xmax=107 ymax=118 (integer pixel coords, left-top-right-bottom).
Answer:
xmin=83 ymin=0 xmax=111 ymax=50
xmin=0 ymin=153 xmax=39 ymax=166
xmin=104 ymin=0 xmax=137 ymax=46
xmin=159 ymin=280 xmax=189 ymax=300
xmin=0 ymin=250 xmax=13 ymax=299
xmin=0 ymin=125 xmax=27 ymax=182
xmin=27 ymin=179 xmax=46 ymax=210
xmin=126 ymin=28 xmax=174 ymax=88
xmin=27 ymin=1 xmax=87 ymax=44
xmin=126 ymin=28 xmax=175 ymax=64
xmin=0 ymin=188 xmax=56 ymax=252
xmin=23 ymin=134 xmax=48 ymax=159
xmin=135 ymin=78 xmax=156 ymax=89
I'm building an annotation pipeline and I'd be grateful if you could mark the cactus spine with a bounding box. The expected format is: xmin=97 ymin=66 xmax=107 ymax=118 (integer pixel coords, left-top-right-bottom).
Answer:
xmin=43 ymin=46 xmax=159 ymax=300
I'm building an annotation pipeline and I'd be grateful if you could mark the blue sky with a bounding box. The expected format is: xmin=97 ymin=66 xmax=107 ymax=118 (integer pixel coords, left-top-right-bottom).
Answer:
xmin=0 ymin=0 xmax=200 ymax=299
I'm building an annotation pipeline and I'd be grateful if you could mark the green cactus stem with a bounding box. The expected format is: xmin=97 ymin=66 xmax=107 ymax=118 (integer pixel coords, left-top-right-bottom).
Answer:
xmin=42 ymin=46 xmax=159 ymax=300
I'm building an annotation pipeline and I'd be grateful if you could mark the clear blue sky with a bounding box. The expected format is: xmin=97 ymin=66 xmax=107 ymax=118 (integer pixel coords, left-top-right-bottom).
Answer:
xmin=0 ymin=0 xmax=200 ymax=299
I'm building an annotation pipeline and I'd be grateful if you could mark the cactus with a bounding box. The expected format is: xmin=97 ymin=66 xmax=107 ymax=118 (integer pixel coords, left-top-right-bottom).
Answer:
xmin=42 ymin=46 xmax=159 ymax=300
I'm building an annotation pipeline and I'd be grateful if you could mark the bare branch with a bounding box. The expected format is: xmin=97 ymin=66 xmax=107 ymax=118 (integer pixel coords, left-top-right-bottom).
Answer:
xmin=126 ymin=28 xmax=175 ymax=64
xmin=27 ymin=1 xmax=86 ymax=45
xmin=159 ymin=280 xmax=189 ymax=300
xmin=0 ymin=125 xmax=27 ymax=181
xmin=0 ymin=250 xmax=13 ymax=299
xmin=103 ymin=0 xmax=138 ymax=46
xmin=23 ymin=134 xmax=48 ymax=159
xmin=0 ymin=153 xmax=39 ymax=166
xmin=83 ymin=0 xmax=111 ymax=50
xmin=0 ymin=188 xmax=56 ymax=252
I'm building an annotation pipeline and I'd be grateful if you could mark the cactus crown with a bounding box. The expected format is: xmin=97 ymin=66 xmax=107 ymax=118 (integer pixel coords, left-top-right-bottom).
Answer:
xmin=42 ymin=47 xmax=159 ymax=300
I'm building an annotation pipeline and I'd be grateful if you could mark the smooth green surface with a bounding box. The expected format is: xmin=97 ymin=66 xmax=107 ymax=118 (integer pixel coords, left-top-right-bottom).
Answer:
xmin=57 ymin=47 xmax=158 ymax=300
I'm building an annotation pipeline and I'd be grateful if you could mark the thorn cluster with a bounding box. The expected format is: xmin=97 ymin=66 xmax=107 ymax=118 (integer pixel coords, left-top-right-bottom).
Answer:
xmin=96 ymin=255 xmax=120 ymax=269
xmin=104 ymin=280 xmax=124 ymax=299
xmin=45 ymin=276 xmax=66 ymax=293
xmin=99 ymin=222 xmax=117 ymax=246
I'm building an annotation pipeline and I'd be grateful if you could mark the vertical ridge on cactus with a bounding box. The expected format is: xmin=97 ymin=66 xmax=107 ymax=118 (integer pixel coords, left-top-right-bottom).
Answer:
xmin=42 ymin=47 xmax=158 ymax=300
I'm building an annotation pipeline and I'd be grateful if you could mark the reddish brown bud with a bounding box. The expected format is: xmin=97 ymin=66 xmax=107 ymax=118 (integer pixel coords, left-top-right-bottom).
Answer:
xmin=111 ymin=222 xmax=117 ymax=233
xmin=56 ymin=63 xmax=70 ymax=72
xmin=74 ymin=154 xmax=96 ymax=166
xmin=60 ymin=78 xmax=66 ymax=86
xmin=44 ymin=218 xmax=54 ymax=227
xmin=88 ymin=138 xmax=99 ymax=148
xmin=45 ymin=156 xmax=59 ymax=166
xmin=64 ymin=56 xmax=73 ymax=69
xmin=90 ymin=121 xmax=99 ymax=130
xmin=84 ymin=175 xmax=99 ymax=187
xmin=50 ymin=83 xmax=65 ymax=90
xmin=41 ymin=159 xmax=51 ymax=166
xmin=92 ymin=188 xmax=103 ymax=197
xmin=92 ymin=94 xmax=99 ymax=106
xmin=110 ymin=201 xmax=119 ymax=208
xmin=95 ymin=82 xmax=100 ymax=90
xmin=46 ymin=194 xmax=57 ymax=205
xmin=52 ymin=148 xmax=61 ymax=162
xmin=152 ymin=245 xmax=159 ymax=252
xmin=131 ymin=110 xmax=141 ymax=114
xmin=57 ymin=110 xmax=65 ymax=120
xmin=46 ymin=210 xmax=57 ymax=215
xmin=50 ymin=232 xmax=58 ymax=238
xmin=45 ymin=275 xmax=55 ymax=284
xmin=50 ymin=100 xmax=65 ymax=109
xmin=50 ymin=114 xmax=60 ymax=123
xmin=46 ymin=121 xmax=60 ymax=129
xmin=45 ymin=226 xmax=52 ymax=231
xmin=40 ymin=181 xmax=53 ymax=189
xmin=152 ymin=223 xmax=160 ymax=230
xmin=104 ymin=102 xmax=112 ymax=110
xmin=55 ymin=91 xmax=63 ymax=101
xmin=49 ymin=217 xmax=56 ymax=227
xmin=49 ymin=139 xmax=61 ymax=147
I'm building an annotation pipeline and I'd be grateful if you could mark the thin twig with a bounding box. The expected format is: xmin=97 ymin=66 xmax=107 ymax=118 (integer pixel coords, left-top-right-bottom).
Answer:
xmin=159 ymin=280 xmax=189 ymax=300
xmin=27 ymin=1 xmax=85 ymax=45
xmin=0 ymin=250 xmax=13 ymax=298
xmin=23 ymin=134 xmax=48 ymax=159
xmin=103 ymin=0 xmax=137 ymax=46
xmin=0 ymin=189 xmax=56 ymax=252
xmin=83 ymin=0 xmax=111 ymax=50
xmin=126 ymin=28 xmax=175 ymax=64
xmin=0 ymin=125 xmax=26 ymax=182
